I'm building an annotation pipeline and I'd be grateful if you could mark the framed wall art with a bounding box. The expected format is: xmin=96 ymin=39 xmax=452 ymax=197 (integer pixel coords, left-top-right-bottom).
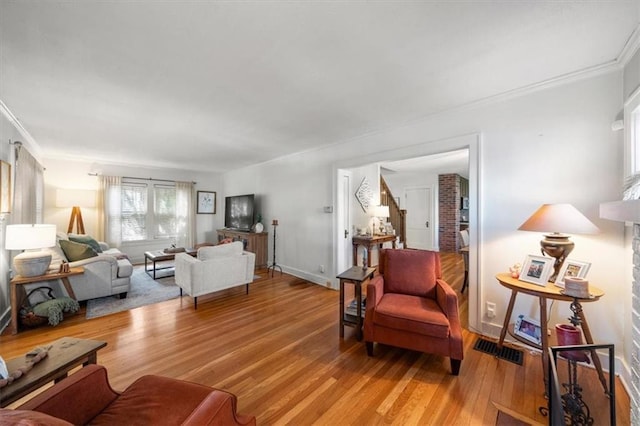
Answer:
xmin=554 ymin=259 xmax=591 ymax=288
xmin=197 ymin=191 xmax=216 ymax=214
xmin=519 ymin=255 xmax=554 ymax=286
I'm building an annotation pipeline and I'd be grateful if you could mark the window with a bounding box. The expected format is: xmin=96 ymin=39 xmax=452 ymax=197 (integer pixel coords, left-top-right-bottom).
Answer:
xmin=121 ymin=180 xmax=176 ymax=242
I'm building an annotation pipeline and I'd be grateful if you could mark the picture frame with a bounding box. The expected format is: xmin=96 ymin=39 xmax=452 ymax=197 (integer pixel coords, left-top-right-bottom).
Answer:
xmin=519 ymin=255 xmax=554 ymax=286
xmin=554 ymin=259 xmax=591 ymax=288
xmin=514 ymin=314 xmax=542 ymax=345
xmin=0 ymin=160 xmax=11 ymax=213
xmin=196 ymin=191 xmax=216 ymax=214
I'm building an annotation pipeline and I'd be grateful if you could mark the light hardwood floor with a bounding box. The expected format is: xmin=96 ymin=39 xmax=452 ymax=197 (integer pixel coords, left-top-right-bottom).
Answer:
xmin=1 ymin=253 xmax=630 ymax=425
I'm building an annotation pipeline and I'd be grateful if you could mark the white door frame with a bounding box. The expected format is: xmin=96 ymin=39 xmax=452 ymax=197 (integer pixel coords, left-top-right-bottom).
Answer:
xmin=332 ymin=133 xmax=482 ymax=332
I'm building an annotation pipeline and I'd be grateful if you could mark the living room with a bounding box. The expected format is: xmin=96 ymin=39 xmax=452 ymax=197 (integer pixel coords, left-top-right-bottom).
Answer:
xmin=1 ymin=2 xmax=639 ymax=424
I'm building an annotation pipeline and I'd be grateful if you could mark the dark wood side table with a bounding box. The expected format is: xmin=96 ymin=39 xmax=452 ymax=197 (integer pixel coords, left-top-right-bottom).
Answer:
xmin=10 ymin=267 xmax=84 ymax=335
xmin=0 ymin=337 xmax=107 ymax=407
xmin=495 ymin=273 xmax=607 ymax=394
xmin=352 ymin=235 xmax=397 ymax=267
xmin=338 ymin=266 xmax=376 ymax=340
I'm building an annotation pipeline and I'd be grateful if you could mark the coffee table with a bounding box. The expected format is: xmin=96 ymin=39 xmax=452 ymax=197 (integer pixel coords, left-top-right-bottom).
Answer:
xmin=144 ymin=249 xmax=197 ymax=279
xmin=0 ymin=337 xmax=107 ymax=407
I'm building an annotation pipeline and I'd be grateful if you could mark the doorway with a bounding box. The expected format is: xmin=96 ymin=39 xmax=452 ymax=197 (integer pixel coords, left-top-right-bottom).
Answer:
xmin=333 ymin=134 xmax=480 ymax=331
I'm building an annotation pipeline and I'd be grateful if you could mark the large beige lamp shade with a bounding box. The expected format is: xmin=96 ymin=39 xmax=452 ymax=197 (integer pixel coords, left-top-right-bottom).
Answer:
xmin=5 ymin=224 xmax=57 ymax=277
xmin=56 ymin=189 xmax=96 ymax=234
xmin=518 ymin=204 xmax=599 ymax=282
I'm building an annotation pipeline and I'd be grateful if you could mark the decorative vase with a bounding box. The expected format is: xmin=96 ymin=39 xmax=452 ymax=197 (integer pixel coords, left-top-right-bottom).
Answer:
xmin=254 ymin=222 xmax=264 ymax=233
xmin=555 ymin=324 xmax=589 ymax=363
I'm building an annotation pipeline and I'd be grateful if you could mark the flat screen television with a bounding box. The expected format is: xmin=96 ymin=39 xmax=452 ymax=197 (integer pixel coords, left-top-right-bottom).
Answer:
xmin=224 ymin=194 xmax=255 ymax=231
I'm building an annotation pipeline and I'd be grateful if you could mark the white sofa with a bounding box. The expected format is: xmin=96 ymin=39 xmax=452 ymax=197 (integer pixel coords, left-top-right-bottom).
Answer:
xmin=44 ymin=233 xmax=133 ymax=301
xmin=175 ymin=241 xmax=256 ymax=309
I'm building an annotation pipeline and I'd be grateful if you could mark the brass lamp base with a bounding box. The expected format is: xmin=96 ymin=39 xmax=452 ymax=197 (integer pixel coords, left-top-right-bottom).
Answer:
xmin=540 ymin=233 xmax=574 ymax=282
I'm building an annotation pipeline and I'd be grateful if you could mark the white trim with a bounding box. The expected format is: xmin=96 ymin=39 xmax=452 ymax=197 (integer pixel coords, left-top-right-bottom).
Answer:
xmin=0 ymin=99 xmax=43 ymax=161
xmin=624 ymin=85 xmax=640 ymax=176
xmin=618 ymin=24 xmax=640 ymax=67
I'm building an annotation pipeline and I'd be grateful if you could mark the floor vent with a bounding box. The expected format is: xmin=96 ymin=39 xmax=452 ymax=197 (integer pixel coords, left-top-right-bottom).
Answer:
xmin=473 ymin=337 xmax=524 ymax=366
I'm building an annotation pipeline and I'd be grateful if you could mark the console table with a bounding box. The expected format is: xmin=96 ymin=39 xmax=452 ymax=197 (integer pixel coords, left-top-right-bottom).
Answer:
xmin=352 ymin=235 xmax=397 ymax=267
xmin=1 ymin=337 xmax=107 ymax=407
xmin=495 ymin=273 xmax=607 ymax=394
xmin=10 ymin=267 xmax=84 ymax=335
xmin=217 ymin=229 xmax=268 ymax=269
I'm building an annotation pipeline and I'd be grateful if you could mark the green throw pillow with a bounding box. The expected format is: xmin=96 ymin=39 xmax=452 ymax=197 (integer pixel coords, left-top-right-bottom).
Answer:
xmin=68 ymin=234 xmax=103 ymax=253
xmin=59 ymin=239 xmax=98 ymax=262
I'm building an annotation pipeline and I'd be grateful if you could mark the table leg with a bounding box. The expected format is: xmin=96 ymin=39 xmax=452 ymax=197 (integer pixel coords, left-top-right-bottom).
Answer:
xmin=10 ymin=281 xmax=18 ymax=335
xmin=367 ymin=244 xmax=373 ymax=267
xmin=497 ymin=289 xmax=518 ymax=349
xmin=539 ymin=297 xmax=549 ymax=393
xmin=339 ymin=279 xmax=345 ymax=338
xmin=353 ymin=245 xmax=358 ymax=267
xmin=577 ymin=308 xmax=609 ymax=394
xmin=85 ymin=351 xmax=98 ymax=366
xmin=356 ymin=280 xmax=363 ymax=341
xmin=60 ymin=277 xmax=77 ymax=300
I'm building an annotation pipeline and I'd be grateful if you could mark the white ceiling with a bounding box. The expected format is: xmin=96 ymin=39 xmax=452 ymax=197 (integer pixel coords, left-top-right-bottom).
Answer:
xmin=1 ymin=2 xmax=638 ymax=173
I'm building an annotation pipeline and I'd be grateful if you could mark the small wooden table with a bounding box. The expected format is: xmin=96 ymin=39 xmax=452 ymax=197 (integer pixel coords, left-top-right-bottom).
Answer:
xmin=352 ymin=235 xmax=397 ymax=267
xmin=495 ymin=273 xmax=607 ymax=394
xmin=144 ymin=249 xmax=197 ymax=279
xmin=338 ymin=266 xmax=376 ymax=340
xmin=10 ymin=267 xmax=84 ymax=335
xmin=0 ymin=337 xmax=107 ymax=407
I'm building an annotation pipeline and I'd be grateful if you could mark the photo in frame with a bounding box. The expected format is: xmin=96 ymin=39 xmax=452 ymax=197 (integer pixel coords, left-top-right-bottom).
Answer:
xmin=519 ymin=255 xmax=554 ymax=286
xmin=514 ymin=314 xmax=542 ymax=345
xmin=554 ymin=259 xmax=591 ymax=288
xmin=196 ymin=191 xmax=216 ymax=214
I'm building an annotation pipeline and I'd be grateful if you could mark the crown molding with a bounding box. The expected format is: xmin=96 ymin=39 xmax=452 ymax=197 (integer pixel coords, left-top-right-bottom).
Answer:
xmin=0 ymin=99 xmax=43 ymax=160
xmin=618 ymin=24 xmax=640 ymax=66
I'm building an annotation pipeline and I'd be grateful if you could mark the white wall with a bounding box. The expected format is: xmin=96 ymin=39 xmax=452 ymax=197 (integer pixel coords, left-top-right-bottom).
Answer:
xmin=222 ymin=71 xmax=628 ymax=373
xmin=42 ymin=158 xmax=224 ymax=263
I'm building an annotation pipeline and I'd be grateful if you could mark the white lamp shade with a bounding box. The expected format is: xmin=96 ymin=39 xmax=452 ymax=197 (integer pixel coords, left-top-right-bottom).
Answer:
xmin=5 ymin=224 xmax=57 ymax=250
xmin=374 ymin=205 xmax=390 ymax=218
xmin=56 ymin=189 xmax=96 ymax=208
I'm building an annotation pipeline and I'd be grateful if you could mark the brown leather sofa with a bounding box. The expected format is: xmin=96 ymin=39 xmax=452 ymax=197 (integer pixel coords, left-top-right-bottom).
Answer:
xmin=0 ymin=364 xmax=255 ymax=425
xmin=363 ymin=249 xmax=464 ymax=375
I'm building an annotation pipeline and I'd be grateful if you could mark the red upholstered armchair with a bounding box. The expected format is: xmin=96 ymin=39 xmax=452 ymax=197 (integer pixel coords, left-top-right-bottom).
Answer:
xmin=363 ymin=249 xmax=464 ymax=375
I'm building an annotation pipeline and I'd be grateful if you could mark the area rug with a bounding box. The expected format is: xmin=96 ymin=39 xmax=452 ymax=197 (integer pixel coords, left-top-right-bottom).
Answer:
xmin=86 ymin=269 xmax=180 ymax=319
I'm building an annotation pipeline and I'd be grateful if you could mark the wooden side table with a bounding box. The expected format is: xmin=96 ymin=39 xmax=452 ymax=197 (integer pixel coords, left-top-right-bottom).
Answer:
xmin=10 ymin=267 xmax=84 ymax=335
xmin=495 ymin=273 xmax=607 ymax=394
xmin=352 ymin=235 xmax=396 ymax=267
xmin=0 ymin=337 xmax=107 ymax=407
xmin=338 ymin=266 xmax=376 ymax=340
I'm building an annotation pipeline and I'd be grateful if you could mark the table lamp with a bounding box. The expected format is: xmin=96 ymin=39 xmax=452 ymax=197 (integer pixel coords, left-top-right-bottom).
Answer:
xmin=518 ymin=204 xmax=599 ymax=282
xmin=374 ymin=205 xmax=390 ymax=235
xmin=5 ymin=224 xmax=57 ymax=277
xmin=56 ymin=189 xmax=96 ymax=234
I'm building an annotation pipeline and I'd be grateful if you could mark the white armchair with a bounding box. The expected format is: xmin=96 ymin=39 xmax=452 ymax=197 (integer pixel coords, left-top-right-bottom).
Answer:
xmin=175 ymin=241 xmax=256 ymax=309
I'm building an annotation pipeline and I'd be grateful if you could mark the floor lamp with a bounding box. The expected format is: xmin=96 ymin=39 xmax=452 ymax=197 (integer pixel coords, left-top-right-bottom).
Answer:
xmin=56 ymin=189 xmax=96 ymax=234
xmin=267 ymin=219 xmax=282 ymax=278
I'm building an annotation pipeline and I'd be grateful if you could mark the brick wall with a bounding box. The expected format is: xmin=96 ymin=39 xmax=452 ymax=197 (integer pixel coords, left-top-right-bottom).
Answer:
xmin=632 ymin=224 xmax=640 ymax=424
xmin=438 ymin=174 xmax=461 ymax=251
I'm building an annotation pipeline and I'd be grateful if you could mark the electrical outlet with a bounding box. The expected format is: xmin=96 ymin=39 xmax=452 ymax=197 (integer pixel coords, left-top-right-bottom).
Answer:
xmin=320 ymin=265 xmax=325 ymax=273
xmin=486 ymin=302 xmax=496 ymax=319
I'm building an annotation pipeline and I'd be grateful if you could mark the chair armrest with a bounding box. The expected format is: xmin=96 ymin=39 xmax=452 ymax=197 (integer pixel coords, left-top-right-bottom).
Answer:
xmin=18 ymin=364 xmax=120 ymax=425
xmin=366 ymin=275 xmax=384 ymax=312
xmin=181 ymin=391 xmax=256 ymax=426
xmin=435 ymin=278 xmax=464 ymax=359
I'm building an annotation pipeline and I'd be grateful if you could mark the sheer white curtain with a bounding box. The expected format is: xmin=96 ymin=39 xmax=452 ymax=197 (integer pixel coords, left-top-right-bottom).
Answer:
xmin=13 ymin=143 xmax=44 ymax=224
xmin=175 ymin=181 xmax=195 ymax=248
xmin=97 ymin=175 xmax=122 ymax=247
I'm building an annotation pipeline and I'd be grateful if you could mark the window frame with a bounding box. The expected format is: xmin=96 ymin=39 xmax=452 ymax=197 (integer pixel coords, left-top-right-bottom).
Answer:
xmin=120 ymin=178 xmax=177 ymax=243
